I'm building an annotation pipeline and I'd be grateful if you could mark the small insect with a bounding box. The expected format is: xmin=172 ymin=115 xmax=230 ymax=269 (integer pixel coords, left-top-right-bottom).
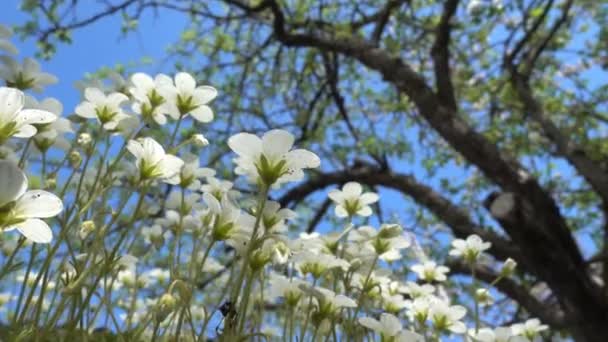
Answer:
xmin=216 ymin=301 xmax=237 ymax=335
xmin=219 ymin=300 xmax=234 ymax=317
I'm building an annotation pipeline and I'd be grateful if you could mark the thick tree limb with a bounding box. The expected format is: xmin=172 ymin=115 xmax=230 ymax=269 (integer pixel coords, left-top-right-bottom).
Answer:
xmin=430 ymin=0 xmax=459 ymax=110
xmin=279 ymin=166 xmax=519 ymax=262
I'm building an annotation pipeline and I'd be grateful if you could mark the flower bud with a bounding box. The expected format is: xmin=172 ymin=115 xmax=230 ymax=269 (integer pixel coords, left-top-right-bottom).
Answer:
xmin=79 ymin=220 xmax=96 ymax=240
xmin=77 ymin=133 xmax=92 ymax=146
xmin=155 ymin=293 xmax=178 ymax=322
xmin=191 ymin=134 xmax=209 ymax=147
xmin=501 ymin=258 xmax=517 ymax=276
xmin=45 ymin=176 xmax=57 ymax=190
xmin=69 ymin=150 xmax=82 ymax=168
xmin=172 ymin=279 xmax=192 ymax=304
xmin=475 ymin=288 xmax=493 ymax=306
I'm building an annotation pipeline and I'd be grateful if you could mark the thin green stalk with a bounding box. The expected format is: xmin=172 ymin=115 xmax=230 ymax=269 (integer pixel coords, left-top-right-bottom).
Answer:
xmin=13 ymin=244 xmax=38 ymax=324
xmin=227 ymin=186 xmax=269 ymax=336
xmin=352 ymin=254 xmax=379 ymax=319
xmin=0 ymin=237 xmax=25 ymax=281
xmin=472 ymin=265 xmax=480 ymax=333
xmin=168 ymin=114 xmax=184 ymax=148
xmin=299 ymin=277 xmax=318 ymax=340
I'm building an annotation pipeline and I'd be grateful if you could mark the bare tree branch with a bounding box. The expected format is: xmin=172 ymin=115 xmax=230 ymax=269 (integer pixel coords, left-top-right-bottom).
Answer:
xmin=279 ymin=165 xmax=519 ymax=262
xmin=448 ymin=260 xmax=566 ymax=328
xmin=431 ymin=0 xmax=459 ymax=110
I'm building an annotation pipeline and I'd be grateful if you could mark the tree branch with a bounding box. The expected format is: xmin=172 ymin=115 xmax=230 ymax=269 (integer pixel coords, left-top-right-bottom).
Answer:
xmin=448 ymin=260 xmax=566 ymax=328
xmin=430 ymin=0 xmax=459 ymax=110
xmin=279 ymin=165 xmax=519 ymax=262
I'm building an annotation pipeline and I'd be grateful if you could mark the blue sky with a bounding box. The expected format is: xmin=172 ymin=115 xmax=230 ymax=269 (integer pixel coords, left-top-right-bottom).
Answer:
xmin=0 ymin=1 xmax=187 ymax=110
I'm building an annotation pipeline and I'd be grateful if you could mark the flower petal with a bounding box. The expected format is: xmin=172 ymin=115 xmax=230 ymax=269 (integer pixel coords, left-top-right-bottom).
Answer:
xmin=342 ymin=182 xmax=362 ymax=197
xmin=356 ymin=206 xmax=373 ymax=217
xmin=0 ymin=87 xmax=24 ymax=121
xmin=334 ymin=205 xmax=349 ymax=218
xmin=131 ymin=72 xmax=154 ymax=90
xmin=228 ymin=133 xmax=262 ymax=158
xmin=189 ymin=105 xmax=213 ymax=123
xmin=74 ymin=102 xmax=98 ymax=119
xmin=0 ymin=160 xmax=27 ymax=207
xmin=359 ymin=192 xmax=379 ymax=205
xmin=84 ymin=87 xmax=105 ymax=104
xmin=127 ymin=140 xmax=144 ymax=160
xmin=285 ymin=149 xmax=320 ymax=169
xmin=12 ymin=124 xmax=37 ymax=138
xmin=327 ymin=189 xmax=345 ymax=203
xmin=193 ymin=86 xmax=217 ymax=104
xmin=175 ymin=72 xmax=196 ymax=93
xmin=142 ymin=137 xmax=166 ymax=166
xmin=262 ymin=129 xmax=294 ymax=158
xmin=358 ymin=317 xmax=381 ymax=332
xmin=14 ymin=190 xmax=63 ymax=218
xmin=15 ymin=218 xmax=52 ymax=243
xmin=15 ymin=109 xmax=56 ymax=125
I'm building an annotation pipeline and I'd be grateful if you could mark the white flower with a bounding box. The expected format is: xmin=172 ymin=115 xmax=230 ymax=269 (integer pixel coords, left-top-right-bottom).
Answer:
xmin=302 ymin=286 xmax=357 ymax=314
xmin=228 ymin=129 xmax=320 ymax=187
xmin=129 ymin=72 xmax=173 ymax=125
xmin=293 ymin=250 xmax=349 ymax=278
xmin=511 ymin=319 xmax=548 ymax=340
xmin=165 ymin=153 xmax=215 ymax=189
xmin=25 ymin=96 xmax=73 ymax=152
xmin=469 ymin=327 xmax=522 ymax=342
xmin=265 ymin=273 xmax=305 ymax=305
xmin=0 ymin=161 xmax=63 ymax=243
xmin=0 ymin=87 xmax=57 ymax=142
xmin=405 ymin=296 xmax=433 ymax=323
xmin=201 ymin=176 xmax=237 ymax=199
xmin=0 ymin=24 xmax=18 ymax=55
xmin=429 ymin=299 xmax=467 ymax=334
xmin=349 ymin=224 xmax=410 ymax=259
xmin=381 ymin=293 xmax=410 ymax=313
xmin=127 ymin=137 xmax=184 ymax=181
xmin=359 ymin=313 xmax=423 ymax=341
xmin=142 ymin=224 xmax=166 ymax=246
xmin=449 ymin=234 xmax=491 ymax=262
xmin=75 ymin=87 xmax=130 ymax=130
xmin=411 ymin=261 xmax=450 ymax=282
xmin=328 ymin=182 xmax=379 ymax=218
xmin=467 ymin=0 xmax=484 ymax=15
xmin=402 ymin=281 xmax=435 ymax=298
xmin=144 ymin=268 xmax=170 ymax=285
xmin=0 ymin=57 xmax=57 ymax=92
xmin=160 ymin=72 xmax=217 ymax=122
xmin=204 ymin=193 xmax=252 ymax=253
xmin=258 ymin=200 xmax=296 ymax=233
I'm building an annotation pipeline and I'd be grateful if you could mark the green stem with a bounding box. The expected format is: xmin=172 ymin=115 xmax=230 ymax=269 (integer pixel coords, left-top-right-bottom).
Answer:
xmin=300 ymin=277 xmax=318 ymax=340
xmin=352 ymin=254 xmax=379 ymax=319
xmin=13 ymin=244 xmax=38 ymax=324
xmin=472 ymin=264 xmax=480 ymax=333
xmin=0 ymin=237 xmax=25 ymax=281
xmin=227 ymin=186 xmax=269 ymax=335
xmin=168 ymin=114 xmax=184 ymax=148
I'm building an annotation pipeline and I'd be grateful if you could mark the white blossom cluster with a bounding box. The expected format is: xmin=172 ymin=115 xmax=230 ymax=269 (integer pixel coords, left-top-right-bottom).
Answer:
xmin=0 ymin=22 xmax=551 ymax=341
